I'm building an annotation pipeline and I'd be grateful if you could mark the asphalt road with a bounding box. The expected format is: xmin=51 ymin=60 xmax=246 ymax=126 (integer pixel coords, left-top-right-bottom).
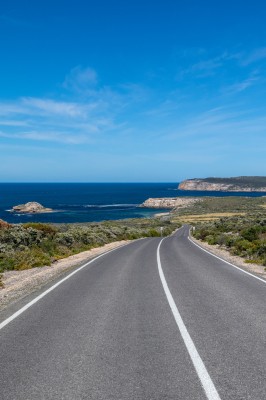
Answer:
xmin=1 ymin=226 xmax=266 ymax=399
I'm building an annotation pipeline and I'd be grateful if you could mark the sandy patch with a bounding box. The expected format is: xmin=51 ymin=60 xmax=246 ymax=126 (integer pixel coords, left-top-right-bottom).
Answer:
xmin=0 ymin=240 xmax=131 ymax=311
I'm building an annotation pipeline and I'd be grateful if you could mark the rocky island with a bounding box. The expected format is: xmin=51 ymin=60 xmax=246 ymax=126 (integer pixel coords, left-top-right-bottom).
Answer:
xmin=140 ymin=197 xmax=200 ymax=209
xmin=10 ymin=202 xmax=53 ymax=214
xmin=178 ymin=176 xmax=266 ymax=192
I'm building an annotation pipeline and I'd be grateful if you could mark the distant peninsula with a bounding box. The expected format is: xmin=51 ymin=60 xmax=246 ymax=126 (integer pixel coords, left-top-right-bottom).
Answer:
xmin=10 ymin=202 xmax=53 ymax=214
xmin=178 ymin=176 xmax=266 ymax=192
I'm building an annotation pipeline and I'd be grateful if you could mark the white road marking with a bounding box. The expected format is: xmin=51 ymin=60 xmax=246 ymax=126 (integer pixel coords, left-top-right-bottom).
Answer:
xmin=0 ymin=243 xmax=129 ymax=331
xmin=188 ymin=236 xmax=266 ymax=285
xmin=157 ymin=238 xmax=221 ymax=400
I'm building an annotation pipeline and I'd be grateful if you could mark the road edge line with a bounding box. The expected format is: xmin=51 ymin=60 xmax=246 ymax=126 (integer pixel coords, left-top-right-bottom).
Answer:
xmin=0 ymin=241 xmax=132 ymax=331
xmin=188 ymin=234 xmax=266 ymax=285
xmin=157 ymin=238 xmax=221 ymax=400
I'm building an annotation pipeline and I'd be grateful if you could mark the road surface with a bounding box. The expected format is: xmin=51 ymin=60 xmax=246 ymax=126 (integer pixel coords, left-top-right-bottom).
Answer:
xmin=1 ymin=226 xmax=266 ymax=399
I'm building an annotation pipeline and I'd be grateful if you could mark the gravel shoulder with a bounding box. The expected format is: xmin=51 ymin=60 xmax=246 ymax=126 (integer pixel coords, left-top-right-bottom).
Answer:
xmin=0 ymin=240 xmax=131 ymax=311
xmin=190 ymin=234 xmax=266 ymax=279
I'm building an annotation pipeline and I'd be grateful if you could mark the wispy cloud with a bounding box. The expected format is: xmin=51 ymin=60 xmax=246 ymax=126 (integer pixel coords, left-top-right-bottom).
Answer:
xmin=188 ymin=56 xmax=225 ymax=74
xmin=0 ymin=66 xmax=151 ymax=145
xmin=1 ymin=60 xmax=266 ymax=154
xmin=62 ymin=66 xmax=98 ymax=93
xmin=0 ymin=130 xmax=87 ymax=144
xmin=0 ymin=95 xmax=118 ymax=144
xmin=165 ymin=107 xmax=266 ymax=145
xmin=222 ymin=72 xmax=260 ymax=95
xmin=176 ymin=47 xmax=266 ymax=82
xmin=0 ymin=119 xmax=30 ymax=127
xmin=241 ymin=48 xmax=266 ymax=65
xmin=176 ymin=52 xmax=229 ymax=79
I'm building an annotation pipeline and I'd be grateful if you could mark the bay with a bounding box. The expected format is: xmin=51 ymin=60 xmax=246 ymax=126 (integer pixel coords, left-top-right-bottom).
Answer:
xmin=0 ymin=183 xmax=265 ymax=224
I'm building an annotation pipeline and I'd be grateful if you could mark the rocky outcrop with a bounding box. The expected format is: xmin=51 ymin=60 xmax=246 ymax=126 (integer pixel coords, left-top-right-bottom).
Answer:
xmin=10 ymin=202 xmax=53 ymax=214
xmin=140 ymin=197 xmax=200 ymax=209
xmin=178 ymin=177 xmax=266 ymax=192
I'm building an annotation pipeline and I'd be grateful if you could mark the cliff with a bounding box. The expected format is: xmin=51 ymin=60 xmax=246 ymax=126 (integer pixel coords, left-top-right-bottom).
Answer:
xmin=140 ymin=197 xmax=200 ymax=209
xmin=178 ymin=177 xmax=266 ymax=192
xmin=10 ymin=202 xmax=53 ymax=213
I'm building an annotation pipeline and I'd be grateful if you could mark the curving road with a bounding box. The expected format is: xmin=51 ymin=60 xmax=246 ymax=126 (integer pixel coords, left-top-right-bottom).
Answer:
xmin=1 ymin=226 xmax=266 ymax=399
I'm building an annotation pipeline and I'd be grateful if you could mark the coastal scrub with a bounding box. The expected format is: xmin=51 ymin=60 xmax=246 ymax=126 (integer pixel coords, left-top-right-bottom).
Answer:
xmin=0 ymin=219 xmax=180 ymax=273
xmin=192 ymin=215 xmax=266 ymax=266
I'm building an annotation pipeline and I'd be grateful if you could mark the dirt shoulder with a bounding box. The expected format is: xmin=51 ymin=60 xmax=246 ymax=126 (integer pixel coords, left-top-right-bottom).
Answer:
xmin=190 ymin=234 xmax=266 ymax=280
xmin=0 ymin=240 xmax=131 ymax=311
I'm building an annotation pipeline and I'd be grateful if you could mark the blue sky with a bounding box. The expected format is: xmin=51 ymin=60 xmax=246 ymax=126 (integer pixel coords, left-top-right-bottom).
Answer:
xmin=0 ymin=0 xmax=266 ymax=182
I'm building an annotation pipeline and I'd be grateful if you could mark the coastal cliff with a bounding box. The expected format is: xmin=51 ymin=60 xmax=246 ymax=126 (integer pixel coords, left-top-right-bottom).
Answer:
xmin=178 ymin=177 xmax=266 ymax=192
xmin=140 ymin=197 xmax=200 ymax=209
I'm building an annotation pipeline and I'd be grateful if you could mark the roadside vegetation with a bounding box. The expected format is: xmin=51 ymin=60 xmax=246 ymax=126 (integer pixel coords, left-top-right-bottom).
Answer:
xmin=170 ymin=196 xmax=266 ymax=267
xmin=171 ymin=196 xmax=266 ymax=219
xmin=0 ymin=218 xmax=180 ymax=273
xmin=192 ymin=215 xmax=266 ymax=266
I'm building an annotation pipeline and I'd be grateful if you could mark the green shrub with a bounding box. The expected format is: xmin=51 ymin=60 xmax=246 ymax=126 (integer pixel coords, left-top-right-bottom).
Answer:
xmin=241 ymin=227 xmax=260 ymax=241
xmin=147 ymin=229 xmax=160 ymax=237
xmin=24 ymin=222 xmax=58 ymax=235
xmin=206 ymin=235 xmax=218 ymax=245
xmin=0 ymin=255 xmax=16 ymax=273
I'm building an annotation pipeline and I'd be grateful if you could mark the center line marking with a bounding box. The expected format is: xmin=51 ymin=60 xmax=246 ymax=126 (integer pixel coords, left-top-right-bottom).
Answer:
xmin=157 ymin=238 xmax=221 ymax=400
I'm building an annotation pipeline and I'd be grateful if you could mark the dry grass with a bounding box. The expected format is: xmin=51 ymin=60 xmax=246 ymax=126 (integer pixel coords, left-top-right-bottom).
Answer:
xmin=172 ymin=212 xmax=246 ymax=223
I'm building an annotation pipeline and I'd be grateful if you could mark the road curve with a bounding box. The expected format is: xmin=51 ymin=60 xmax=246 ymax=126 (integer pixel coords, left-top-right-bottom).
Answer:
xmin=0 ymin=226 xmax=266 ymax=399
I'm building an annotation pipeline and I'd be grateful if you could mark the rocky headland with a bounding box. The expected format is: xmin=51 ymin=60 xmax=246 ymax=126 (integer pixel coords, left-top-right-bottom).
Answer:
xmin=178 ymin=176 xmax=266 ymax=192
xmin=10 ymin=202 xmax=53 ymax=214
xmin=140 ymin=197 xmax=200 ymax=209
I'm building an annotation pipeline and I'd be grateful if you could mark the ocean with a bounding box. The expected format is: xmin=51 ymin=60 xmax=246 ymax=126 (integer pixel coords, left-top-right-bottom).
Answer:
xmin=0 ymin=183 xmax=266 ymax=224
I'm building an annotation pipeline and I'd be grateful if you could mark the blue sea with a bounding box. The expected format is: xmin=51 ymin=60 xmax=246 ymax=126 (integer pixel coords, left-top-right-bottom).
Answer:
xmin=0 ymin=183 xmax=266 ymax=224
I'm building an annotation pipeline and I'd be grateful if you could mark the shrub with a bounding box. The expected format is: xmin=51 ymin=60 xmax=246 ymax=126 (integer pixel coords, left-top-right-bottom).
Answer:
xmin=24 ymin=223 xmax=58 ymax=235
xmin=206 ymin=235 xmax=218 ymax=245
xmin=241 ymin=227 xmax=260 ymax=242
